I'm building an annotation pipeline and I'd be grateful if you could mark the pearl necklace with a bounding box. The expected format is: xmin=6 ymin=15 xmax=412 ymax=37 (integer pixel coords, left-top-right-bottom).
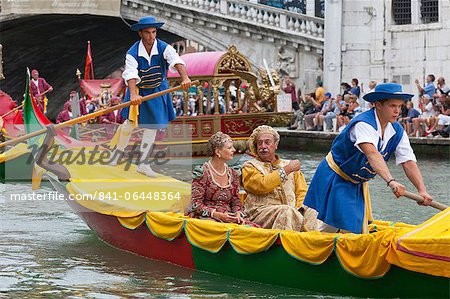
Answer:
xmin=208 ymin=161 xmax=228 ymax=176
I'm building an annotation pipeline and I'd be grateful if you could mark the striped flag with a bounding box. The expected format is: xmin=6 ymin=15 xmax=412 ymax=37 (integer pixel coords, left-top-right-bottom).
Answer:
xmin=23 ymin=68 xmax=45 ymax=146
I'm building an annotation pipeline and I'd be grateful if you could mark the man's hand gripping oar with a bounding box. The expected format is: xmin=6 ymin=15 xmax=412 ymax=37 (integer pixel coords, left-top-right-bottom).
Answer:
xmin=0 ymin=81 xmax=199 ymax=186
xmin=391 ymin=185 xmax=448 ymax=211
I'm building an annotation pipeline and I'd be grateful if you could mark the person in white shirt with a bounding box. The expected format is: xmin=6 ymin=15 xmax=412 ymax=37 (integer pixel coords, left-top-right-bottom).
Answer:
xmin=304 ymin=83 xmax=433 ymax=234
xmin=109 ymin=16 xmax=191 ymax=177
xmin=30 ymin=69 xmax=53 ymax=114
xmin=437 ymin=77 xmax=449 ymax=96
xmin=360 ymin=80 xmax=377 ymax=111
xmin=410 ymin=94 xmax=436 ymax=137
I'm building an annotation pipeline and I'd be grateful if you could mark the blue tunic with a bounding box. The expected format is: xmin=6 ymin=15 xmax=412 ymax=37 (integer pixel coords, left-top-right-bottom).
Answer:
xmin=304 ymin=109 xmax=404 ymax=233
xmin=121 ymin=39 xmax=176 ymax=129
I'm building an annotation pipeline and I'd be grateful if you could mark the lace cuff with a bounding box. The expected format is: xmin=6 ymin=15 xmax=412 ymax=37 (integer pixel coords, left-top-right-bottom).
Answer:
xmin=278 ymin=167 xmax=288 ymax=182
xmin=238 ymin=211 xmax=247 ymax=218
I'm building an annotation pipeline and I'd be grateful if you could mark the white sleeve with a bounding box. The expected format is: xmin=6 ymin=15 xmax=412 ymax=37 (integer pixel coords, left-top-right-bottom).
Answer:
xmin=394 ymin=131 xmax=417 ymax=165
xmin=163 ymin=45 xmax=185 ymax=73
xmin=350 ymin=122 xmax=379 ymax=153
xmin=122 ymin=54 xmax=140 ymax=86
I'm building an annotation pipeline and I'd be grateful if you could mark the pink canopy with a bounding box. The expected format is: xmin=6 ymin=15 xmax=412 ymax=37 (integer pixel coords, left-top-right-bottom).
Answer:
xmin=0 ymin=90 xmax=23 ymax=137
xmin=167 ymin=51 xmax=226 ymax=78
xmin=0 ymin=90 xmax=17 ymax=116
xmin=80 ymin=79 xmax=124 ymax=98
xmin=0 ymin=90 xmax=23 ymax=126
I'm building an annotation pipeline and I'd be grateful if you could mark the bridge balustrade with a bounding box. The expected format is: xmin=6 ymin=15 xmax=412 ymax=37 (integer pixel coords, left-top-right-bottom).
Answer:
xmin=144 ymin=0 xmax=324 ymax=39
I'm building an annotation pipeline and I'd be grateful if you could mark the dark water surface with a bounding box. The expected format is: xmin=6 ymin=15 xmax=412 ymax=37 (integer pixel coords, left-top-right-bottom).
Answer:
xmin=1 ymin=151 xmax=448 ymax=298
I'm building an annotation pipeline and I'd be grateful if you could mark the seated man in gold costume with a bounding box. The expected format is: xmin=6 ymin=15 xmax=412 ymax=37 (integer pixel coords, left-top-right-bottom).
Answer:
xmin=242 ymin=125 xmax=320 ymax=232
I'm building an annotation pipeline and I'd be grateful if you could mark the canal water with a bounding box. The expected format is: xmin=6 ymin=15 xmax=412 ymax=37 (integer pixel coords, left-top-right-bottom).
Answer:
xmin=1 ymin=150 xmax=448 ymax=298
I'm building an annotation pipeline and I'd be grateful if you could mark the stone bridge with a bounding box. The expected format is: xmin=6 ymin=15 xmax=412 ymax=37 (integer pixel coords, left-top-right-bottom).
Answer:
xmin=121 ymin=0 xmax=325 ymax=91
xmin=0 ymin=0 xmax=325 ymax=117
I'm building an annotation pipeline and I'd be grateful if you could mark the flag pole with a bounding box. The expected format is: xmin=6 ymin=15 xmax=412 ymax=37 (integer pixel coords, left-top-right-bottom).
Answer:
xmin=84 ymin=41 xmax=94 ymax=80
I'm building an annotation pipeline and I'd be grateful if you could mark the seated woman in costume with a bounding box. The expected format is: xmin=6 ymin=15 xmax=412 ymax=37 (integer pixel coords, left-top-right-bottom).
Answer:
xmin=186 ymin=132 xmax=258 ymax=227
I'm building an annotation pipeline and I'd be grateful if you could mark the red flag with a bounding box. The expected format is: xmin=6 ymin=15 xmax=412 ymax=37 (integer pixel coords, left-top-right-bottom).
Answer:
xmin=84 ymin=41 xmax=94 ymax=80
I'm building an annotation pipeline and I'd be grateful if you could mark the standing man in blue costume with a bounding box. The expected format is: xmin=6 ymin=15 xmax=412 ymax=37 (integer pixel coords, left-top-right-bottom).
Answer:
xmin=110 ymin=16 xmax=191 ymax=177
xmin=304 ymin=83 xmax=433 ymax=234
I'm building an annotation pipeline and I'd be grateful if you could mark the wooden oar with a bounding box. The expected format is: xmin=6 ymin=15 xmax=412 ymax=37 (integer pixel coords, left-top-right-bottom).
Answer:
xmin=392 ymin=187 xmax=448 ymax=211
xmin=39 ymin=87 xmax=52 ymax=97
xmin=0 ymin=80 xmax=199 ymax=149
xmin=1 ymin=104 xmax=24 ymax=118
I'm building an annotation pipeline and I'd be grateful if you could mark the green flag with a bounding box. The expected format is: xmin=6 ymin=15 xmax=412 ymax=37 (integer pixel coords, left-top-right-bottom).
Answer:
xmin=23 ymin=68 xmax=45 ymax=147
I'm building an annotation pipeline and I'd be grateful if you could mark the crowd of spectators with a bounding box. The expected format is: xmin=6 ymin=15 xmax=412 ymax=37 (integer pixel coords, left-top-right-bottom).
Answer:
xmin=288 ymin=78 xmax=364 ymax=132
xmin=409 ymin=75 xmax=450 ymax=138
xmin=287 ymin=74 xmax=450 ymax=138
xmin=171 ymin=85 xmax=274 ymax=117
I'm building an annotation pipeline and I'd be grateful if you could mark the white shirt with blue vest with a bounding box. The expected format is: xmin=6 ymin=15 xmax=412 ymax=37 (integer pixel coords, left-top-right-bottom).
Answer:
xmin=304 ymin=108 xmax=416 ymax=233
xmin=121 ymin=39 xmax=185 ymax=128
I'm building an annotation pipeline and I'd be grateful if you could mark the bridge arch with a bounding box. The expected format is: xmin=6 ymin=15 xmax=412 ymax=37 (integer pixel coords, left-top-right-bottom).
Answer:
xmin=1 ymin=0 xmax=325 ymax=118
xmin=0 ymin=14 xmax=182 ymax=119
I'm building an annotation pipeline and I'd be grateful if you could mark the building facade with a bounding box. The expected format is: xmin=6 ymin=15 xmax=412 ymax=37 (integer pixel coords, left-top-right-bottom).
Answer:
xmin=324 ymin=0 xmax=449 ymax=103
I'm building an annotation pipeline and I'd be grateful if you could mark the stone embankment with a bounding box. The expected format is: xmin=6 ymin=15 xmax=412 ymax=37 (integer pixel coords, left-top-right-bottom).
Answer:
xmin=276 ymin=128 xmax=450 ymax=158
